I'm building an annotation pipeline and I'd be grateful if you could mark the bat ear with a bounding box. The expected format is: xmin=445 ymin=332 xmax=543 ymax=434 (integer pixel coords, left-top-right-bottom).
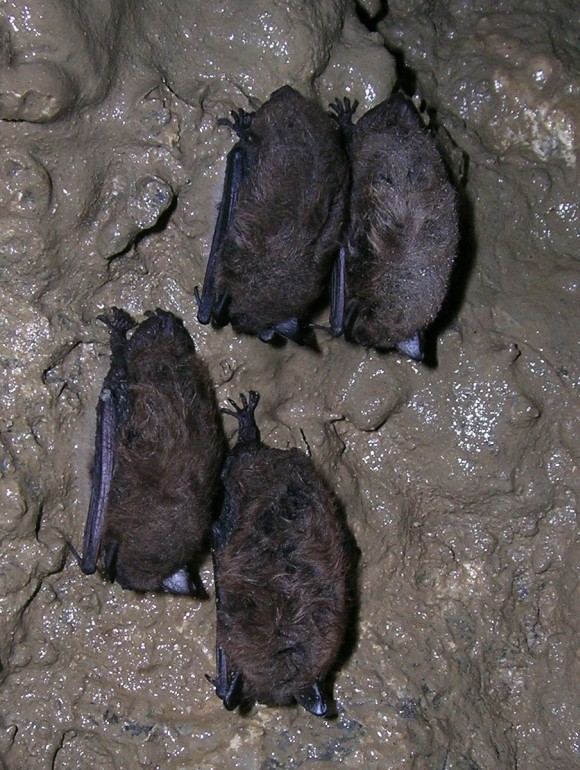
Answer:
xmin=260 ymin=318 xmax=304 ymax=345
xmin=395 ymin=331 xmax=424 ymax=361
xmin=296 ymin=681 xmax=328 ymax=717
xmin=161 ymin=567 xmax=207 ymax=598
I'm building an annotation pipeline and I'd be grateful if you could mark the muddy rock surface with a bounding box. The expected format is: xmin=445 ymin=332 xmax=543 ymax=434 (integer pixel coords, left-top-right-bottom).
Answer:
xmin=0 ymin=1 xmax=578 ymax=768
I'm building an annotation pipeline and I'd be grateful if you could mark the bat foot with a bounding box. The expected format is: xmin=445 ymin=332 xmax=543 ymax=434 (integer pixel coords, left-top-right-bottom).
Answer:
xmin=221 ymin=391 xmax=260 ymax=445
xmin=144 ymin=308 xmax=183 ymax=336
xmin=218 ymin=108 xmax=255 ymax=140
xmin=98 ymin=307 xmax=137 ymax=338
xmin=328 ymin=97 xmax=358 ymax=128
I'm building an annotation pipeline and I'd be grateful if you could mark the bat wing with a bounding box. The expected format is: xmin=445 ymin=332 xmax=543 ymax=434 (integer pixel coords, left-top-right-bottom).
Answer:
xmin=197 ymin=145 xmax=246 ymax=325
xmin=213 ymin=644 xmax=244 ymax=711
xmin=78 ymin=386 xmax=118 ymax=574
xmin=209 ymin=491 xmax=245 ymax=710
xmin=329 ymin=245 xmax=346 ymax=337
xmin=73 ymin=309 xmax=134 ymax=576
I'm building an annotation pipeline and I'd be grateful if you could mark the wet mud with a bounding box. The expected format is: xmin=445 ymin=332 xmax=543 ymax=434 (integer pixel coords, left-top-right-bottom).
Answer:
xmin=0 ymin=1 xmax=578 ymax=768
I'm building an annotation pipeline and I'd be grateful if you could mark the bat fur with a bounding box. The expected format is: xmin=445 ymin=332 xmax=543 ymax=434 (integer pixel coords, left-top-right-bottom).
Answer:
xmin=196 ymin=85 xmax=349 ymax=344
xmin=209 ymin=391 xmax=354 ymax=716
xmin=72 ymin=307 xmax=226 ymax=596
xmin=328 ymin=93 xmax=458 ymax=360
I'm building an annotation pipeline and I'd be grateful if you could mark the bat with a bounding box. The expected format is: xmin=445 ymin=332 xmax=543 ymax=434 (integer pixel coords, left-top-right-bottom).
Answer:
xmin=196 ymin=85 xmax=349 ymax=345
xmin=207 ymin=391 xmax=354 ymax=716
xmin=69 ymin=307 xmax=225 ymax=596
xmin=325 ymin=93 xmax=458 ymax=361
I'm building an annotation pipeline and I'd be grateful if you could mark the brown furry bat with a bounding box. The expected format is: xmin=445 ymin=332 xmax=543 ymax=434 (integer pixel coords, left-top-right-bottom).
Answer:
xmin=196 ymin=85 xmax=349 ymax=344
xmin=326 ymin=93 xmax=458 ymax=360
xmin=207 ymin=391 xmax=353 ymax=716
xmin=70 ymin=308 xmax=225 ymax=596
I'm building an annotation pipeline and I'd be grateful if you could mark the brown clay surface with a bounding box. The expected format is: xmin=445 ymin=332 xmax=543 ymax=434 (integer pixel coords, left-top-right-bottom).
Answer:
xmin=0 ymin=1 xmax=577 ymax=768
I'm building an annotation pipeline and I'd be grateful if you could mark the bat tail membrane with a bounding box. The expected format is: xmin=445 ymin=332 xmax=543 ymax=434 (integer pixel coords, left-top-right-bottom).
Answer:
xmin=296 ymin=681 xmax=329 ymax=717
xmin=220 ymin=391 xmax=261 ymax=446
xmin=395 ymin=331 xmax=424 ymax=362
xmin=197 ymin=145 xmax=246 ymax=326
